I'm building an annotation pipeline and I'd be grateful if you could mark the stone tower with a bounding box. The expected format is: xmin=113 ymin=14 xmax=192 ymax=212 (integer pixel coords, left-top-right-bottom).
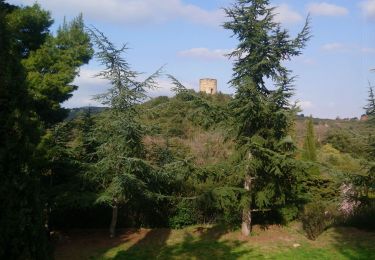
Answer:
xmin=199 ymin=78 xmax=217 ymax=95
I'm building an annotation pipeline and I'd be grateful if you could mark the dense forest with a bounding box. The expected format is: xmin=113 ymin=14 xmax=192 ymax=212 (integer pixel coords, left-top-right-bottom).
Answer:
xmin=0 ymin=0 xmax=374 ymax=259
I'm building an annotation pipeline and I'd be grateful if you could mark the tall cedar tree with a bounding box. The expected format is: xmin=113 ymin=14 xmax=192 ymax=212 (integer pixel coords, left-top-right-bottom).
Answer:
xmin=89 ymin=29 xmax=162 ymax=237
xmin=364 ymin=84 xmax=375 ymax=121
xmin=302 ymin=117 xmax=317 ymax=161
xmin=363 ymin=83 xmax=375 ymax=198
xmin=224 ymin=0 xmax=311 ymax=235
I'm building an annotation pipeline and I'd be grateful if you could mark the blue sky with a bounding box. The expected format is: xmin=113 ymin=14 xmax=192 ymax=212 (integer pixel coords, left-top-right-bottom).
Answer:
xmin=10 ymin=0 xmax=375 ymax=119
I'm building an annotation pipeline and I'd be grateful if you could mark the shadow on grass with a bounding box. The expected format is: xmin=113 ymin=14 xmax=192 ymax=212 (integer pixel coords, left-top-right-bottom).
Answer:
xmin=54 ymin=229 xmax=136 ymax=260
xmin=329 ymin=227 xmax=375 ymax=260
xmin=112 ymin=225 xmax=258 ymax=259
xmin=112 ymin=228 xmax=171 ymax=259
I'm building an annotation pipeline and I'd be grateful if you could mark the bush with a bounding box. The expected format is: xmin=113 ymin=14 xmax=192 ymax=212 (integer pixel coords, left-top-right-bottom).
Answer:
xmin=169 ymin=200 xmax=197 ymax=229
xmin=324 ymin=130 xmax=366 ymax=158
xmin=167 ymin=126 xmax=185 ymax=137
xmin=301 ymin=202 xmax=335 ymax=240
xmin=278 ymin=205 xmax=299 ymax=224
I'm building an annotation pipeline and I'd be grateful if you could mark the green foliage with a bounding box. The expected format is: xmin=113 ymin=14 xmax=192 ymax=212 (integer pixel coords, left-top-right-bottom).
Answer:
xmin=223 ymin=0 xmax=312 ymax=232
xmin=229 ymin=79 xmax=311 ymax=219
xmin=325 ymin=130 xmax=352 ymax=153
xmin=155 ymin=156 xmax=244 ymax=228
xmin=223 ymin=0 xmax=311 ymax=90
xmin=37 ymin=117 xmax=97 ymax=213
xmin=168 ymin=74 xmax=190 ymax=95
xmin=207 ymin=187 xmax=243 ymax=226
xmin=302 ymin=117 xmax=317 ymax=161
xmin=1 ymin=2 xmax=94 ymax=256
xmin=3 ymin=1 xmax=375 ymax=258
xmin=364 ymin=84 xmax=375 ymax=121
xmin=301 ymin=202 xmax=336 ymax=240
xmin=23 ymin=14 xmax=93 ymax=125
xmin=169 ymin=200 xmax=197 ymax=229
xmin=146 ymin=141 xmax=175 ymax=167
xmin=0 ymin=2 xmax=49 ymax=258
xmin=317 ymin=144 xmax=368 ymax=202
xmin=324 ymin=129 xmax=367 ymax=158
xmin=167 ymin=76 xmax=230 ymax=130
xmin=87 ymin=29 xmax=167 ymax=236
xmin=278 ymin=205 xmax=299 ymax=224
xmin=318 ymin=144 xmax=363 ymax=174
xmin=5 ymin=3 xmax=52 ymax=58
xmin=142 ymin=92 xmax=231 ymax=138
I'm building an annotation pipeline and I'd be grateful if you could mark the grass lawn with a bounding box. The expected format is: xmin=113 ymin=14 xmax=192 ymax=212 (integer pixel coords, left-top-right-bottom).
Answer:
xmin=54 ymin=223 xmax=375 ymax=260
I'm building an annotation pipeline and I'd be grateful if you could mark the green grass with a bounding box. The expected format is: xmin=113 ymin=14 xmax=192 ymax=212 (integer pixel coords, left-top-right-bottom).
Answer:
xmin=54 ymin=224 xmax=375 ymax=260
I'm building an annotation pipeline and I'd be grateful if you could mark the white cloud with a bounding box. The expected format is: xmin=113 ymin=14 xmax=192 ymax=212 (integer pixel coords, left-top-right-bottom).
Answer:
xmin=178 ymin=47 xmax=232 ymax=60
xmin=301 ymin=58 xmax=316 ymax=65
xmin=148 ymin=78 xmax=196 ymax=97
xmin=63 ymin=68 xmax=108 ymax=107
xmin=295 ymin=56 xmax=316 ymax=65
xmin=75 ymin=68 xmax=108 ymax=86
xmin=63 ymin=68 xmax=197 ymax=107
xmin=321 ymin=42 xmax=348 ymax=51
xmin=308 ymin=2 xmax=348 ymax=16
xmin=360 ymin=0 xmax=375 ymax=20
xmin=321 ymin=43 xmax=375 ymax=53
xmin=298 ymin=100 xmax=314 ymax=109
xmin=148 ymin=79 xmax=174 ymax=97
xmin=13 ymin=0 xmax=225 ymax=27
xmin=273 ymin=4 xmax=303 ymax=25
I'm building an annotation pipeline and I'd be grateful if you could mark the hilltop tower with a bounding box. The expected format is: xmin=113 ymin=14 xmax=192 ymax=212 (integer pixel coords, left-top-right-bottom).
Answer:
xmin=199 ymin=78 xmax=217 ymax=95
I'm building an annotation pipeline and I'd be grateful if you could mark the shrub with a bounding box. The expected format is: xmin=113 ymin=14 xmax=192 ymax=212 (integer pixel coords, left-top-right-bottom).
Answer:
xmin=279 ymin=205 xmax=299 ymax=224
xmin=301 ymin=202 xmax=335 ymax=240
xmin=167 ymin=126 xmax=185 ymax=137
xmin=149 ymin=96 xmax=169 ymax=106
xmin=324 ymin=130 xmax=366 ymax=158
xmin=169 ymin=200 xmax=197 ymax=229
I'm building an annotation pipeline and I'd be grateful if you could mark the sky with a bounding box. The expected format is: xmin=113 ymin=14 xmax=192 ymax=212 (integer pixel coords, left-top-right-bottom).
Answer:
xmin=9 ymin=0 xmax=375 ymax=119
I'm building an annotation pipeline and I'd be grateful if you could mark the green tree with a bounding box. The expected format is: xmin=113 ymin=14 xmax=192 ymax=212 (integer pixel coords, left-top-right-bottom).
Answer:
xmin=224 ymin=0 xmax=311 ymax=235
xmin=364 ymin=83 xmax=375 ymax=122
xmin=1 ymin=2 xmax=93 ymax=257
xmin=362 ymin=83 xmax=375 ymax=200
xmin=38 ymin=116 xmax=98 ymax=231
xmin=22 ymin=13 xmax=93 ymax=125
xmin=302 ymin=117 xmax=317 ymax=161
xmin=0 ymin=2 xmax=49 ymax=258
xmin=5 ymin=3 xmax=52 ymax=58
xmin=89 ymin=29 xmax=163 ymax=237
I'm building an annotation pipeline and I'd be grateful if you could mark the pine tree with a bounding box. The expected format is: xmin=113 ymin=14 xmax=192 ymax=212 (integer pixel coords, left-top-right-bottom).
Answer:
xmin=22 ymin=13 xmax=93 ymax=125
xmin=88 ymin=28 xmax=162 ymax=237
xmin=1 ymin=2 xmax=93 ymax=257
xmin=302 ymin=117 xmax=317 ymax=161
xmin=0 ymin=2 xmax=50 ymax=258
xmin=364 ymin=83 xmax=375 ymax=121
xmin=224 ymin=0 xmax=311 ymax=235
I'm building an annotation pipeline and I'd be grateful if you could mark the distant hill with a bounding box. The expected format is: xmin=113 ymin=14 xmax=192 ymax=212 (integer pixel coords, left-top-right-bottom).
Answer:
xmin=66 ymin=106 xmax=106 ymax=120
xmin=67 ymin=95 xmax=372 ymax=163
xmin=295 ymin=115 xmax=373 ymax=159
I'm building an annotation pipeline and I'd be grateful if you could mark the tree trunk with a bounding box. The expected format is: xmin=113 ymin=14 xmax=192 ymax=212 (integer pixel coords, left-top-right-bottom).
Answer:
xmin=109 ymin=204 xmax=118 ymax=238
xmin=242 ymin=175 xmax=252 ymax=236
